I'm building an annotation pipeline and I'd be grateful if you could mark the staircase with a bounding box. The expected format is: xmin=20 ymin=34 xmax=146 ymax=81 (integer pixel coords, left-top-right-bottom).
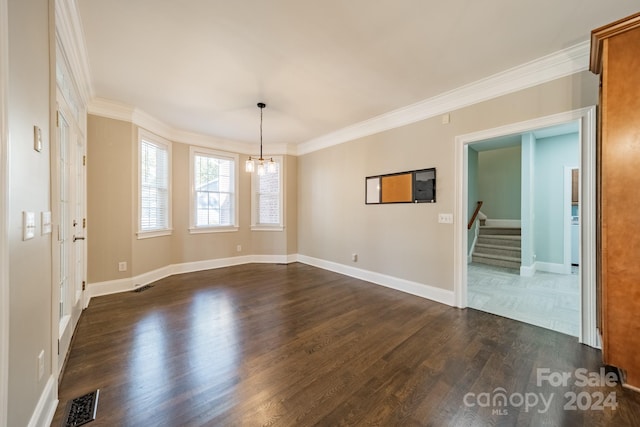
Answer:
xmin=472 ymin=226 xmax=521 ymax=269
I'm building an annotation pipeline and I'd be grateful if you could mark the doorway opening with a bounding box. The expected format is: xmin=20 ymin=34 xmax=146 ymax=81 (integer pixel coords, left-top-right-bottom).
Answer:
xmin=454 ymin=107 xmax=598 ymax=348
xmin=466 ymin=124 xmax=580 ymax=336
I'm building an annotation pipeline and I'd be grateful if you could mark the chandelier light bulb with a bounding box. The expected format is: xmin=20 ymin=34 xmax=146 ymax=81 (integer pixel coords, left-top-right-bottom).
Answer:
xmin=267 ymin=158 xmax=277 ymax=173
xmin=245 ymin=157 xmax=255 ymax=173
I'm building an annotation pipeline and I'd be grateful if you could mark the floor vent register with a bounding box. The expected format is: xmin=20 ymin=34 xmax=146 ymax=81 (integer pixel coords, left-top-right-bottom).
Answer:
xmin=62 ymin=389 xmax=99 ymax=427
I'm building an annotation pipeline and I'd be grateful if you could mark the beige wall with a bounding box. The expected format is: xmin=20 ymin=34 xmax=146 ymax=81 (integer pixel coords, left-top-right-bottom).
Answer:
xmin=7 ymin=0 xmax=53 ymax=425
xmin=285 ymin=155 xmax=298 ymax=254
xmin=297 ymin=71 xmax=599 ymax=291
xmin=87 ymin=116 xmax=134 ymax=282
xmin=88 ymin=72 xmax=597 ymax=296
xmin=87 ymin=116 xmax=298 ymax=283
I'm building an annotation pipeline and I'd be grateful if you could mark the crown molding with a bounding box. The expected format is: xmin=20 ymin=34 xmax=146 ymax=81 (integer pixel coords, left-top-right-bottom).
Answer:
xmin=88 ymin=98 xmax=292 ymax=156
xmin=89 ymin=41 xmax=589 ymax=157
xmin=88 ymin=97 xmax=134 ymax=122
xmin=296 ymin=41 xmax=590 ymax=155
xmin=55 ymin=0 xmax=93 ymax=104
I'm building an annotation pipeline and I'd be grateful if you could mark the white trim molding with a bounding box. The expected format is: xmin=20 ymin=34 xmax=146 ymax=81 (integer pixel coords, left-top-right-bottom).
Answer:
xmin=188 ymin=146 xmax=239 ymax=232
xmin=55 ymin=0 xmax=92 ymax=104
xmin=86 ymin=254 xmax=454 ymax=308
xmin=520 ymin=264 xmax=536 ymax=278
xmin=297 ymin=255 xmax=455 ymax=307
xmin=454 ymin=106 xmax=598 ymax=348
xmin=88 ymin=98 xmax=293 ymax=156
xmin=26 ymin=376 xmax=57 ymax=427
xmin=0 ymin=0 xmax=9 ymax=423
xmin=86 ymin=254 xmax=294 ymax=302
xmin=536 ymin=262 xmax=569 ymax=275
xmin=484 ymin=219 xmax=521 ymax=228
xmin=92 ymin=42 xmax=590 ymax=158
xmin=297 ymin=41 xmax=590 ymax=155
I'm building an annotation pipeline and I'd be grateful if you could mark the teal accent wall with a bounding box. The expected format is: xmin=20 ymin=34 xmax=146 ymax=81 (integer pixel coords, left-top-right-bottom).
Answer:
xmin=477 ymin=145 xmax=521 ymax=219
xmin=467 ymin=147 xmax=479 ymax=253
xmin=534 ymin=133 xmax=579 ymax=264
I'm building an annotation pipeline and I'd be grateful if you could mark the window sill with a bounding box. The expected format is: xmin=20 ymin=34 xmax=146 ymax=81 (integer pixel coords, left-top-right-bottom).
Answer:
xmin=137 ymin=229 xmax=173 ymax=239
xmin=251 ymin=226 xmax=284 ymax=232
xmin=189 ymin=226 xmax=239 ymax=234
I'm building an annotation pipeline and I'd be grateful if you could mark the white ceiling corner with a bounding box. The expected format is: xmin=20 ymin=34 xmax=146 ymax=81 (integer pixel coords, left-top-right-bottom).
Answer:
xmin=73 ymin=1 xmax=638 ymax=155
xmin=296 ymin=41 xmax=590 ymax=155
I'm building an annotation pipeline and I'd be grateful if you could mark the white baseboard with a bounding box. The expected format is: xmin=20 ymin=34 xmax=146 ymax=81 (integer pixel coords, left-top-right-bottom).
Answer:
xmin=133 ymin=265 xmax=174 ymax=287
xmin=27 ymin=375 xmax=57 ymax=427
xmin=296 ymin=255 xmax=455 ymax=306
xmin=536 ymin=261 xmax=570 ymax=275
xmin=520 ymin=261 xmax=570 ymax=277
xmin=87 ymin=254 xmax=296 ymax=302
xmin=87 ymin=253 xmax=453 ymax=308
xmin=251 ymin=254 xmax=294 ymax=264
xmin=485 ymin=219 xmax=521 ymax=228
xmin=170 ymin=255 xmax=253 ymax=275
xmin=87 ymin=276 xmax=134 ymax=301
xmin=520 ymin=264 xmax=536 ymax=277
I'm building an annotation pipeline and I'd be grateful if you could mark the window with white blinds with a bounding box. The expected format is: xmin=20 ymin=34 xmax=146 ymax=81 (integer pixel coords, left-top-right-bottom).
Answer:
xmin=138 ymin=130 xmax=171 ymax=237
xmin=251 ymin=156 xmax=283 ymax=230
xmin=190 ymin=147 xmax=239 ymax=232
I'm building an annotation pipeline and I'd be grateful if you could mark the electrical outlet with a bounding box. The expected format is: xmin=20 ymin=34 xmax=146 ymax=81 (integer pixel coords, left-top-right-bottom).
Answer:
xmin=236 ymin=245 xmax=242 ymax=252
xmin=118 ymin=261 xmax=127 ymax=272
xmin=37 ymin=350 xmax=44 ymax=380
xmin=352 ymin=253 xmax=358 ymax=262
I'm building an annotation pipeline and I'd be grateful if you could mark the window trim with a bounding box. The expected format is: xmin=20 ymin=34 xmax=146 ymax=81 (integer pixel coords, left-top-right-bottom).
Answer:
xmin=137 ymin=129 xmax=172 ymax=239
xmin=189 ymin=146 xmax=239 ymax=233
xmin=251 ymin=155 xmax=284 ymax=231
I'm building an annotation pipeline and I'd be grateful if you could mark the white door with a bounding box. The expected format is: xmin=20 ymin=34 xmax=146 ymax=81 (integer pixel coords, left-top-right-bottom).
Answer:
xmin=56 ymin=108 xmax=70 ymax=326
xmin=72 ymin=131 xmax=86 ymax=305
xmin=55 ymin=98 xmax=86 ymax=374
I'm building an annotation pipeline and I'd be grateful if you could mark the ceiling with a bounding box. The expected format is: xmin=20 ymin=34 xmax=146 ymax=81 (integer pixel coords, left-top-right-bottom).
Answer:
xmin=77 ymin=1 xmax=638 ymax=147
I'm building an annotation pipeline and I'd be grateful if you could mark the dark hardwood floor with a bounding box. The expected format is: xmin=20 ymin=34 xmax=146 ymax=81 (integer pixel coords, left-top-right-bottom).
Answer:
xmin=52 ymin=263 xmax=640 ymax=426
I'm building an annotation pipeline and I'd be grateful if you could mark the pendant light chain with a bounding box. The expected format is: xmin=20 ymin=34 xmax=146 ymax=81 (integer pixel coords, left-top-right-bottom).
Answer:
xmin=259 ymin=104 xmax=263 ymax=160
xmin=246 ymin=102 xmax=276 ymax=174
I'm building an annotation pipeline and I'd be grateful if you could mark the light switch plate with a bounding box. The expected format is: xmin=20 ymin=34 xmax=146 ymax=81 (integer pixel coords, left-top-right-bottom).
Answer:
xmin=41 ymin=211 xmax=52 ymax=235
xmin=34 ymin=125 xmax=42 ymax=152
xmin=23 ymin=211 xmax=36 ymax=240
xmin=438 ymin=213 xmax=454 ymax=224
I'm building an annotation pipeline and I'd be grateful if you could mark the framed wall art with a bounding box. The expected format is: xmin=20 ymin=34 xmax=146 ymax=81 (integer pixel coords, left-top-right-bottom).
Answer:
xmin=365 ymin=168 xmax=436 ymax=204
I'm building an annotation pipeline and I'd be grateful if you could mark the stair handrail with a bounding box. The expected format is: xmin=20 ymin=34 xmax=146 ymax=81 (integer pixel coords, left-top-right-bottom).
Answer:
xmin=467 ymin=201 xmax=483 ymax=230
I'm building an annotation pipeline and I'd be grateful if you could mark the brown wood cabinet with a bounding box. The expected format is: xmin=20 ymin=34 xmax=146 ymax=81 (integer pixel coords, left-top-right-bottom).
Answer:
xmin=590 ymin=12 xmax=640 ymax=391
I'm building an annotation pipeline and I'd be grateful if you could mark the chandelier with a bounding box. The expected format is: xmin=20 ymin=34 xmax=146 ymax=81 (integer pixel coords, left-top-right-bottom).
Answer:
xmin=245 ymin=102 xmax=276 ymax=175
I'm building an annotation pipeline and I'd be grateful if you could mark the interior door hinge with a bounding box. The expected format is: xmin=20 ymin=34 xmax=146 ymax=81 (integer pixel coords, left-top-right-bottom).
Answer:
xmin=83 ymin=155 xmax=86 ymax=166
xmin=83 ymin=218 xmax=86 ymax=229
xmin=56 ymin=111 xmax=59 ymax=127
xmin=57 ymin=339 xmax=60 ymax=355
xmin=82 ymin=281 xmax=86 ymax=291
